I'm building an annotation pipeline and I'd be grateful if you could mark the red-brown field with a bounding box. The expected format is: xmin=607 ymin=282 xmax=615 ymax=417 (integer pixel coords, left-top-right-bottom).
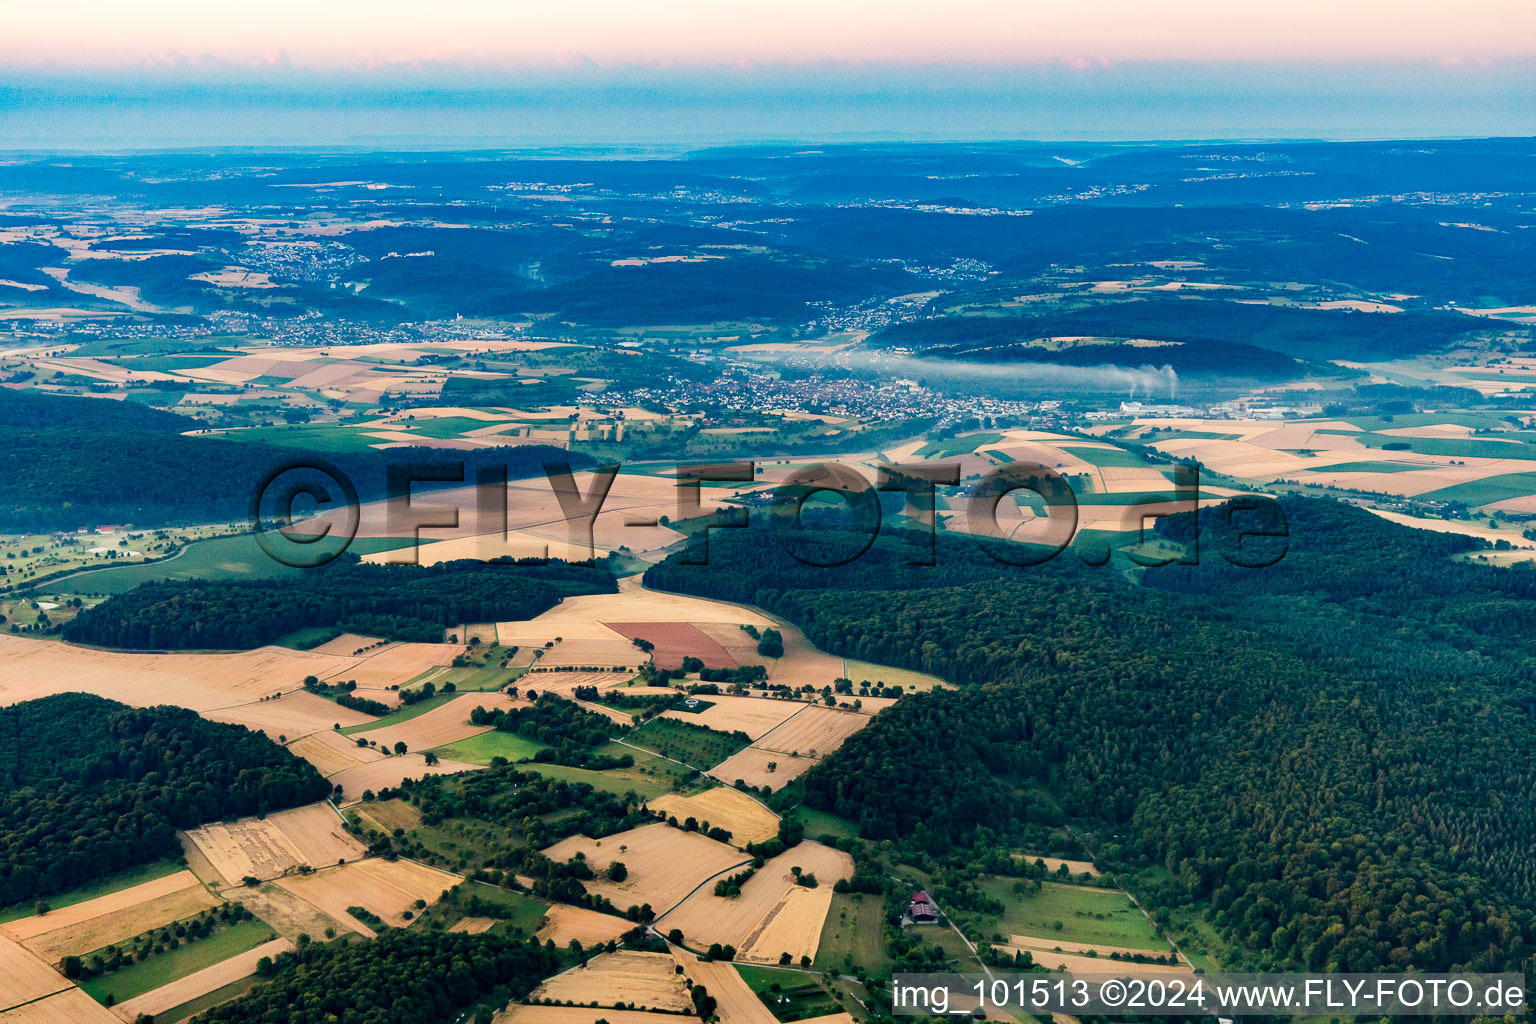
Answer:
xmin=606 ymin=621 xmax=736 ymax=670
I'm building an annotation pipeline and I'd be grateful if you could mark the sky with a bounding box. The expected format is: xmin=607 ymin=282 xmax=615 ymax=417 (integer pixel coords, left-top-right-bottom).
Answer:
xmin=3 ymin=0 xmax=1535 ymax=147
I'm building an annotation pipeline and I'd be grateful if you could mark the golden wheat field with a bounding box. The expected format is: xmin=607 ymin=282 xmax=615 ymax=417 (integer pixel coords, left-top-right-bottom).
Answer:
xmin=648 ymin=787 xmax=780 ymax=847
xmin=542 ymin=822 xmax=747 ymax=913
xmin=534 ymin=904 xmax=632 ymax=947
xmin=533 ymin=950 xmax=692 ymax=1012
xmin=658 ymin=842 xmax=852 ymax=964
xmin=275 ymin=858 xmax=460 ymax=937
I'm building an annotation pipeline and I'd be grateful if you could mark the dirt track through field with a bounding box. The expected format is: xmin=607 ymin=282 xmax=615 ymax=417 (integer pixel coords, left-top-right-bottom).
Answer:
xmin=542 ymin=822 xmax=746 ymax=914
xmin=658 ymin=842 xmax=852 ymax=964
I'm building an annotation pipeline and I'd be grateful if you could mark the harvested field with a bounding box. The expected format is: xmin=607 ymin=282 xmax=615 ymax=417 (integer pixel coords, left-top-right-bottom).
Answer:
xmin=523 ymin=636 xmax=643 ymax=671
xmin=534 ymin=950 xmax=692 ymax=1012
xmin=229 ymin=885 xmax=347 ymax=942
xmin=1009 ymin=934 xmax=1157 ymax=958
xmin=535 ymin=905 xmax=631 ymax=948
xmin=0 ymin=936 xmax=69 ymax=1010
xmin=1005 ymin=945 xmax=1192 ymax=976
xmin=320 ymin=642 xmax=465 ymax=690
xmin=183 ymin=803 xmax=367 ymax=887
xmin=496 ymin=575 xmax=774 ymax=648
xmin=1024 ymin=856 xmax=1100 ymax=877
xmin=1 ymin=871 xmax=202 ymax=945
xmin=287 ymin=728 xmax=386 ymax=777
xmin=528 ymin=671 xmax=650 ymax=699
xmin=113 ymin=937 xmax=296 ymax=1021
xmin=606 ymin=621 xmax=735 ymax=671
xmin=662 ymin=695 xmax=803 ymax=739
xmin=740 ymin=885 xmax=835 ymax=965
xmin=276 ymin=858 xmax=460 ymax=937
xmin=693 ymin=622 xmax=763 ymax=665
xmin=709 ymin=745 xmax=818 ymax=791
xmin=448 ymin=917 xmax=497 ymax=934
xmin=0 ymin=986 xmax=119 ymax=1024
xmin=330 ymin=753 xmax=480 ymax=804
xmin=671 ymin=953 xmax=778 ymax=1024
xmin=0 ymin=636 xmax=361 ymax=713
xmin=18 ymin=881 xmax=218 ymax=963
xmin=357 ymin=693 xmax=514 ymax=751
xmin=350 ymin=798 xmax=424 ymax=835
xmin=659 ymin=842 xmax=852 ymax=965
xmin=496 ymin=1008 xmax=693 ymax=1024
xmin=204 ymin=690 xmax=376 ymax=740
xmin=749 ymin=705 xmax=869 ymax=760
xmin=542 ymin=822 xmax=746 ymax=913
xmin=649 ymin=788 xmax=779 ymax=848
xmin=461 ymin=623 xmax=501 ymax=646
xmin=309 ymin=633 xmax=384 ymax=656
xmin=762 ymin=622 xmax=850 ymax=691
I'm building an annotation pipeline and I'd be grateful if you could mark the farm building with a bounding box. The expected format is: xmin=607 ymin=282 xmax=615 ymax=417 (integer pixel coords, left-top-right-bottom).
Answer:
xmin=907 ymin=891 xmax=937 ymax=923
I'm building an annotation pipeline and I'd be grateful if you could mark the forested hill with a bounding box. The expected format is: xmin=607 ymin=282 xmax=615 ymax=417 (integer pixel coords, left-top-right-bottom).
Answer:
xmin=0 ymin=694 xmax=329 ymax=905
xmin=0 ymin=423 xmax=583 ymax=532
xmin=643 ymin=499 xmax=1536 ymax=975
xmin=64 ymin=557 xmax=615 ymax=649
xmin=0 ymin=387 xmax=201 ymax=432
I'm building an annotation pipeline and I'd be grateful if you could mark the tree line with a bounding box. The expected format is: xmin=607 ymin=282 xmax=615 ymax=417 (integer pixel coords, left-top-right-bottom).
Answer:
xmin=64 ymin=558 xmax=615 ymax=650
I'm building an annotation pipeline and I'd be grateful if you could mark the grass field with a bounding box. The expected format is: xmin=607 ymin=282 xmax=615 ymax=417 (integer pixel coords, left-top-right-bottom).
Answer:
xmin=914 ymin=432 xmax=1005 ymax=458
xmin=431 ymin=730 xmax=548 ymax=765
xmin=433 ymin=882 xmax=550 ymax=936
xmin=977 ymin=879 xmax=1163 ymax=951
xmin=791 ymin=807 xmax=861 ymax=843
xmin=814 ymin=892 xmax=890 ymax=974
xmin=80 ymin=918 xmax=276 ymax=1005
xmin=1418 ymin=472 xmax=1536 ymax=506
xmin=841 ymin=659 xmax=947 ymax=691
xmin=735 ymin=964 xmax=845 ymax=1021
xmin=341 ymin=691 xmax=460 ymax=736
xmin=75 ymin=535 xmax=423 ymax=594
xmin=275 ymin=625 xmax=345 ymax=650
xmin=1304 ymin=461 xmax=1427 ymax=474
xmin=628 ymin=717 xmax=751 ymax=768
xmin=1058 ymin=444 xmax=1151 ymax=468
xmin=0 ymin=859 xmax=182 ymax=925
xmin=521 ymin=761 xmax=673 ymax=799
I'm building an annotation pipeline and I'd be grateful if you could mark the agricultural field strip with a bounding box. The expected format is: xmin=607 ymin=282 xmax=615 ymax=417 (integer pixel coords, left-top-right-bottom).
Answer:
xmin=0 ymin=871 xmax=204 ymax=943
xmin=534 ymin=905 xmax=633 ymax=948
xmin=0 ymin=986 xmax=122 ymax=1024
xmin=542 ymin=822 xmax=750 ymax=915
xmin=533 ymin=950 xmax=692 ymax=1012
xmin=113 ymin=937 xmax=296 ymax=1020
xmin=0 ymin=936 xmax=72 ymax=1011
xmin=183 ymin=802 xmax=368 ymax=888
xmin=656 ymin=843 xmax=854 ymax=963
xmin=20 ymin=884 xmax=222 ymax=964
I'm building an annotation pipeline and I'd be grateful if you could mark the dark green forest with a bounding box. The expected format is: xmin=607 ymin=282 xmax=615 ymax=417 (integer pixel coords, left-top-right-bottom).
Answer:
xmin=644 ymin=499 xmax=1536 ymax=975
xmin=0 ymin=694 xmax=328 ymax=905
xmin=0 ymin=390 xmax=582 ymax=530
xmin=191 ymin=929 xmax=561 ymax=1024
xmin=64 ymin=558 xmax=616 ymax=649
